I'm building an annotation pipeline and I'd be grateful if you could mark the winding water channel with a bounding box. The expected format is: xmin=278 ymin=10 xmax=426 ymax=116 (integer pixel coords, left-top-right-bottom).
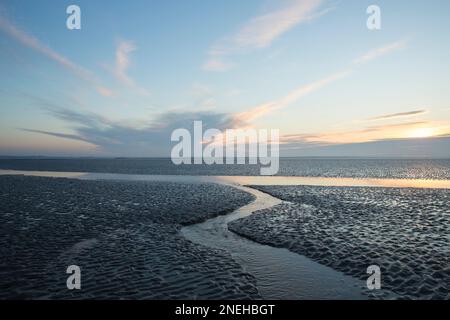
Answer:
xmin=2 ymin=169 xmax=441 ymax=298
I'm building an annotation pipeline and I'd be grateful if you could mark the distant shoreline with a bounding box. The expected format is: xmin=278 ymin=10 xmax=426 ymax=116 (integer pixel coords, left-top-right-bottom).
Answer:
xmin=1 ymin=156 xmax=450 ymax=160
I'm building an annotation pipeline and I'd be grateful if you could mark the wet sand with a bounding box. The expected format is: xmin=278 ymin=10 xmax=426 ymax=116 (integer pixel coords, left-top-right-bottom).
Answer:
xmin=182 ymin=185 xmax=384 ymax=300
xmin=229 ymin=185 xmax=450 ymax=300
xmin=1 ymin=170 xmax=448 ymax=300
xmin=0 ymin=175 xmax=258 ymax=299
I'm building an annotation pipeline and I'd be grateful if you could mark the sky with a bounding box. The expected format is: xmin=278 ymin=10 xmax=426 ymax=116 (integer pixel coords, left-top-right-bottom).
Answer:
xmin=0 ymin=0 xmax=449 ymax=157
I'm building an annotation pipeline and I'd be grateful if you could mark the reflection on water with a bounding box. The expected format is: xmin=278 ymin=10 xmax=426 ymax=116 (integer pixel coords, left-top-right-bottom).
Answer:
xmin=182 ymin=185 xmax=373 ymax=300
xmin=215 ymin=176 xmax=450 ymax=189
xmin=0 ymin=169 xmax=429 ymax=299
xmin=0 ymin=169 xmax=449 ymax=189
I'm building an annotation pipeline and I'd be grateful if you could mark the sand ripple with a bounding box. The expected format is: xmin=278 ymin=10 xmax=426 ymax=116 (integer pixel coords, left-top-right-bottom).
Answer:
xmin=0 ymin=175 xmax=257 ymax=299
xmin=229 ymin=185 xmax=449 ymax=300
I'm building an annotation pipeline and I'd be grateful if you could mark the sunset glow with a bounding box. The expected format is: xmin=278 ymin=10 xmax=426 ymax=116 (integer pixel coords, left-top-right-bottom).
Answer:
xmin=0 ymin=0 xmax=449 ymax=157
xmin=409 ymin=128 xmax=436 ymax=138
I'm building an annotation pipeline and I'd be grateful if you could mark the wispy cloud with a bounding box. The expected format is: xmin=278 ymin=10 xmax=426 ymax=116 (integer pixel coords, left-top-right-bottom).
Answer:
xmin=202 ymin=59 xmax=234 ymax=72
xmin=280 ymin=120 xmax=441 ymax=146
xmin=224 ymin=0 xmax=323 ymax=50
xmin=366 ymin=110 xmax=427 ymax=121
xmin=0 ymin=13 xmax=112 ymax=97
xmin=204 ymin=0 xmax=325 ymax=71
xmin=364 ymin=120 xmax=429 ymax=132
xmin=353 ymin=40 xmax=407 ymax=65
xmin=96 ymin=86 xmax=115 ymax=97
xmin=280 ymin=135 xmax=450 ymax=158
xmin=21 ymin=129 xmax=94 ymax=145
xmin=23 ymin=107 xmax=243 ymax=157
xmin=187 ymin=83 xmax=217 ymax=110
xmin=114 ymin=41 xmax=136 ymax=86
xmin=235 ymin=70 xmax=351 ymax=123
xmin=234 ymin=37 xmax=409 ymax=122
xmin=110 ymin=40 xmax=149 ymax=95
xmin=22 ymin=95 xmax=449 ymax=157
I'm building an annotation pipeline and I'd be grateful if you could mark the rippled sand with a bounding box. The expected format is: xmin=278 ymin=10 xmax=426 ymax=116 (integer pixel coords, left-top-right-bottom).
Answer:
xmin=229 ymin=185 xmax=449 ymax=300
xmin=0 ymin=175 xmax=257 ymax=299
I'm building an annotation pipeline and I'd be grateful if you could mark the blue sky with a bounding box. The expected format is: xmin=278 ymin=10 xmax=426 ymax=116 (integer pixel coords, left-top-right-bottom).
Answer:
xmin=0 ymin=0 xmax=449 ymax=156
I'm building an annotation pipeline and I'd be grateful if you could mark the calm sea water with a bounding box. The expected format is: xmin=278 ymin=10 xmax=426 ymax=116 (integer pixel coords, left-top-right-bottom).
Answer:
xmin=0 ymin=158 xmax=449 ymax=179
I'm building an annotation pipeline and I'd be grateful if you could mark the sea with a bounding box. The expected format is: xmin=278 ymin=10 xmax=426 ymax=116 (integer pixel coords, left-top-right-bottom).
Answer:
xmin=0 ymin=158 xmax=449 ymax=180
